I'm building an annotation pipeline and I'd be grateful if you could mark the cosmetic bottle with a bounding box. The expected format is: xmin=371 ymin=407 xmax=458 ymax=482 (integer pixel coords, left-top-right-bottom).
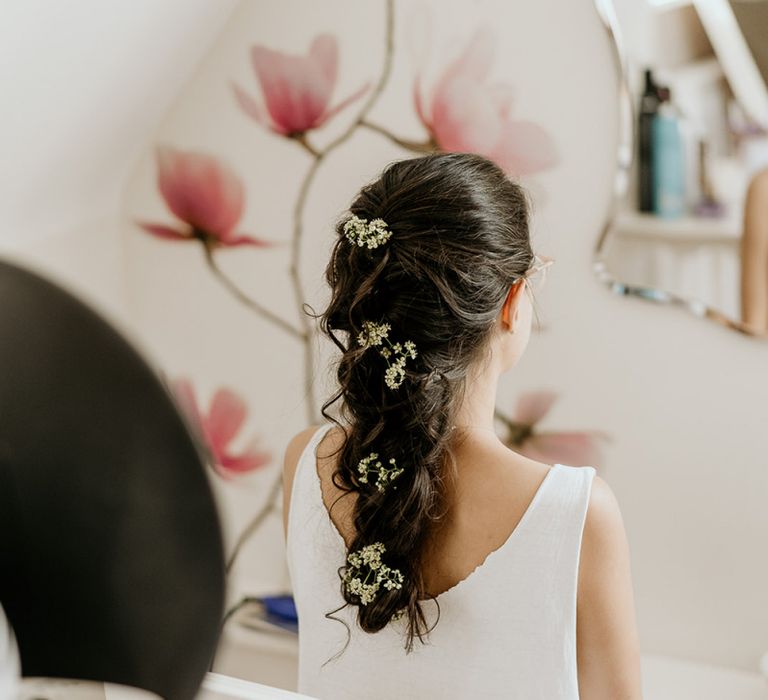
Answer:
xmin=652 ymin=87 xmax=686 ymax=219
xmin=638 ymin=69 xmax=660 ymax=212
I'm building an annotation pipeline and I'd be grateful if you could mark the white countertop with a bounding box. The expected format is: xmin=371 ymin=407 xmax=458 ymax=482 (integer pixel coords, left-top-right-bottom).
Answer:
xmin=612 ymin=209 xmax=742 ymax=243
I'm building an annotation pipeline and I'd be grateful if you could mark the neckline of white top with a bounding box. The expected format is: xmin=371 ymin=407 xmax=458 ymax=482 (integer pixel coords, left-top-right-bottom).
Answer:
xmin=308 ymin=423 xmax=561 ymax=603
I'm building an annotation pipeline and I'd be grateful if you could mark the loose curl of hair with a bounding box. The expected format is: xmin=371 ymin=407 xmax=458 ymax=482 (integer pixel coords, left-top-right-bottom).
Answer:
xmin=317 ymin=152 xmax=533 ymax=653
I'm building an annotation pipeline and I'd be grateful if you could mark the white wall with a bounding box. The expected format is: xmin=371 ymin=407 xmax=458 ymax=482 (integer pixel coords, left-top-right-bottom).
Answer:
xmin=0 ymin=0 xmax=238 ymax=320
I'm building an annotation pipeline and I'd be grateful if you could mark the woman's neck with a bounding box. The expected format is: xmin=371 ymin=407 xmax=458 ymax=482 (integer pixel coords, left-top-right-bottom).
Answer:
xmin=452 ymin=364 xmax=501 ymax=434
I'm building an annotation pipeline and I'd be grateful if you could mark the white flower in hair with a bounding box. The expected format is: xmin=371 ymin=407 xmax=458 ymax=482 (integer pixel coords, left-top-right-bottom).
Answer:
xmin=356 ymin=319 xmax=418 ymax=390
xmin=343 ymin=542 xmax=404 ymax=605
xmin=357 ymin=452 xmax=404 ymax=492
xmin=357 ymin=320 xmax=391 ymax=348
xmin=344 ymin=214 xmax=392 ymax=249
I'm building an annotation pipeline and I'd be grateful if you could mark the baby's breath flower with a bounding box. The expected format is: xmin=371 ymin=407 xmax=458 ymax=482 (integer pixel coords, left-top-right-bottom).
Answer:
xmin=356 ymin=318 xmax=417 ymax=391
xmin=345 ymin=576 xmax=378 ymax=605
xmin=357 ymin=452 xmax=404 ymax=492
xmin=356 ymin=452 xmax=379 ymax=486
xmin=379 ymin=566 xmax=404 ymax=590
xmin=384 ymin=355 xmax=407 ymax=390
xmin=357 ymin=321 xmax=390 ymax=349
xmin=343 ymin=542 xmax=403 ymax=605
xmin=343 ymin=215 xmax=392 ymax=249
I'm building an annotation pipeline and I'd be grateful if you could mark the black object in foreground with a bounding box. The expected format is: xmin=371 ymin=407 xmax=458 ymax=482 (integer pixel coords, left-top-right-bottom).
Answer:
xmin=0 ymin=258 xmax=226 ymax=700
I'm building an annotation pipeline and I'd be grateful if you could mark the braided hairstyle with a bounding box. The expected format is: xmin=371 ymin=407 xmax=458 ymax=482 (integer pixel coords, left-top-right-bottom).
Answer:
xmin=318 ymin=152 xmax=533 ymax=652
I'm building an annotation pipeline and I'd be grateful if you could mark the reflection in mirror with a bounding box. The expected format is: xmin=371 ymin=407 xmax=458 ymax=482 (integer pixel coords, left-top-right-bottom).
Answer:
xmin=597 ymin=0 xmax=768 ymax=337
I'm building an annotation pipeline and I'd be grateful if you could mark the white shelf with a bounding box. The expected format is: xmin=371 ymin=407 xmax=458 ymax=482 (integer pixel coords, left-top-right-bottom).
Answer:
xmin=612 ymin=210 xmax=742 ymax=244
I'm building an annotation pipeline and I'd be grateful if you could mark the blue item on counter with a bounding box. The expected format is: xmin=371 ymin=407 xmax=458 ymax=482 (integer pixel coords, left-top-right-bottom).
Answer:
xmin=262 ymin=595 xmax=298 ymax=623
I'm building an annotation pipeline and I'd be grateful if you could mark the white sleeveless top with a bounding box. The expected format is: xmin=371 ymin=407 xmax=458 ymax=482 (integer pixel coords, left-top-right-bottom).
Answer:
xmin=286 ymin=423 xmax=596 ymax=700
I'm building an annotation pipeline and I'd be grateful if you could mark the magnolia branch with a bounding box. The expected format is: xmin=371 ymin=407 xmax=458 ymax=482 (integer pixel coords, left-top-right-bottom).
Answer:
xmin=359 ymin=119 xmax=435 ymax=153
xmin=289 ymin=0 xmax=396 ymax=427
xmin=226 ymin=0 xmax=397 ymax=575
xmin=203 ymin=245 xmax=305 ymax=341
xmin=225 ymin=468 xmax=284 ymax=573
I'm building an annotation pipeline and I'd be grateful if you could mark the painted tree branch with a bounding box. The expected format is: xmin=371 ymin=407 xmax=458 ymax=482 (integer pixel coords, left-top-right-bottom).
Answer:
xmin=359 ymin=119 xmax=435 ymax=153
xmin=289 ymin=0 xmax=396 ymax=427
xmin=226 ymin=0 xmax=397 ymax=576
xmin=203 ymin=244 xmax=305 ymax=341
xmin=225 ymin=467 xmax=284 ymax=572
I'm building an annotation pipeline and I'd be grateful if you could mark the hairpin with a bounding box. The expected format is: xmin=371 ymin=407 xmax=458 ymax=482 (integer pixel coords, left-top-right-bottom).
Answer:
xmin=357 ymin=320 xmax=417 ymax=389
xmin=344 ymin=215 xmax=392 ymax=249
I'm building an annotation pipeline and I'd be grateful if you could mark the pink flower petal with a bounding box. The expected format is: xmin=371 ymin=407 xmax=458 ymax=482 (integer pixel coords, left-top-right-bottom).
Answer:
xmin=489 ymin=84 xmax=515 ymax=120
xmin=430 ymin=78 xmax=502 ymax=154
xmin=513 ymin=390 xmax=558 ymax=425
xmin=216 ymin=232 xmax=277 ymax=248
xmin=318 ymin=81 xmax=370 ymax=127
xmin=170 ymin=378 xmax=203 ymax=430
xmin=206 ymin=388 xmax=248 ymax=453
xmin=517 ymin=431 xmax=606 ymax=468
xmin=137 ymin=222 xmax=190 ymax=241
xmin=490 ymin=120 xmax=559 ymax=176
xmin=415 ymin=25 xmax=557 ymax=177
xmin=169 ymin=379 xmax=271 ymax=477
xmin=250 ymin=36 xmax=337 ymax=134
xmin=217 ymin=443 xmax=272 ymax=476
xmin=310 ymin=33 xmax=338 ymax=91
xmin=232 ymin=83 xmax=285 ymax=134
xmin=429 ymin=29 xmax=500 ymax=154
xmin=156 ymin=146 xmax=245 ymax=236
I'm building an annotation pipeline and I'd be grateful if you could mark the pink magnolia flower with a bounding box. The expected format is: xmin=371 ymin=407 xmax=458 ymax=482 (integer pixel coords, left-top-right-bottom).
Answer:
xmin=413 ymin=28 xmax=558 ymax=176
xmin=172 ymin=378 xmax=271 ymax=478
xmin=137 ymin=146 xmax=272 ymax=248
xmin=233 ymin=33 xmax=368 ymax=136
xmin=507 ymin=390 xmax=609 ymax=467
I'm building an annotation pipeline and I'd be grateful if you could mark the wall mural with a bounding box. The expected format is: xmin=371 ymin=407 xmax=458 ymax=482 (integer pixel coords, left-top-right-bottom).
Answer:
xmin=134 ymin=0 xmax=609 ymax=616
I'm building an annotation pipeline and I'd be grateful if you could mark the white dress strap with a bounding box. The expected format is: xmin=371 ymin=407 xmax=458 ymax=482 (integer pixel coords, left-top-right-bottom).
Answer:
xmin=286 ymin=423 xmax=337 ymax=578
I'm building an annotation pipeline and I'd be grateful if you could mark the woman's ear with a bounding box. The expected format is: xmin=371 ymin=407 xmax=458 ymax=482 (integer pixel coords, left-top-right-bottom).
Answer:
xmin=501 ymin=280 xmax=525 ymax=330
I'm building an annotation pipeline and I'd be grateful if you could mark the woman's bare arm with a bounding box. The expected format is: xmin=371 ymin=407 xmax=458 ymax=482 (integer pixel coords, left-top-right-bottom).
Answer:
xmin=577 ymin=476 xmax=643 ymax=699
xmin=741 ymin=169 xmax=768 ymax=334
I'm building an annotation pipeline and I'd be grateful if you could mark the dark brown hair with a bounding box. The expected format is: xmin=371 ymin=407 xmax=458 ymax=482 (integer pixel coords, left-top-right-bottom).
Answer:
xmin=318 ymin=152 xmax=533 ymax=652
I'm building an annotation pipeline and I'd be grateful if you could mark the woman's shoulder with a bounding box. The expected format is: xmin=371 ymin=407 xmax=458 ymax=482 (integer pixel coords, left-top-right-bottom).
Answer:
xmin=281 ymin=425 xmax=324 ymax=538
xmin=578 ymin=474 xmax=631 ymax=600
xmin=583 ymin=475 xmax=623 ymax=540
xmin=283 ymin=424 xmax=322 ymax=479
xmin=282 ymin=423 xmax=345 ymax=484
xmin=281 ymin=423 xmax=347 ymax=538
